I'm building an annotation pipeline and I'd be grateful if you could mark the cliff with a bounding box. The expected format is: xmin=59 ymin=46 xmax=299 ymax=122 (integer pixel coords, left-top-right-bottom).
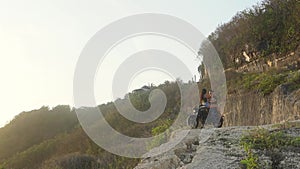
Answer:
xmin=223 ymin=46 xmax=300 ymax=127
xmin=134 ymin=23 xmax=300 ymax=169
xmin=224 ymin=86 xmax=300 ymax=127
xmin=134 ymin=121 xmax=300 ymax=169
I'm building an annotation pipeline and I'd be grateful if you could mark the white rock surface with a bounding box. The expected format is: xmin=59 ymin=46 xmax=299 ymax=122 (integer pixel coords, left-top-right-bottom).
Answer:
xmin=135 ymin=122 xmax=300 ymax=169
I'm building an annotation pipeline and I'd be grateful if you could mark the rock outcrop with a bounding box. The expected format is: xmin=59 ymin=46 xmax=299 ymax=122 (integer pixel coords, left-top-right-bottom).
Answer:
xmin=236 ymin=46 xmax=300 ymax=73
xmin=135 ymin=46 xmax=300 ymax=169
xmin=221 ymin=46 xmax=300 ymax=127
xmin=224 ymin=87 xmax=300 ymax=127
xmin=135 ymin=121 xmax=300 ymax=169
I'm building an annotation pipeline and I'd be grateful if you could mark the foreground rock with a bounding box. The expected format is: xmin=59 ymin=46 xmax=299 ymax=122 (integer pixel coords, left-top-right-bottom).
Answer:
xmin=134 ymin=121 xmax=300 ymax=169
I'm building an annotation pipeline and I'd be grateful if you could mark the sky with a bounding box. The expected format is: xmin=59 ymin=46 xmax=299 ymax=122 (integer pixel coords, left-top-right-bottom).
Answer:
xmin=0 ymin=0 xmax=262 ymax=127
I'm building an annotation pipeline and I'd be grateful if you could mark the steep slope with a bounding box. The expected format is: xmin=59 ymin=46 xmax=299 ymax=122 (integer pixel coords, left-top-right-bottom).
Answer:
xmin=198 ymin=0 xmax=300 ymax=127
xmin=222 ymin=64 xmax=300 ymax=126
xmin=205 ymin=0 xmax=300 ymax=69
xmin=0 ymin=105 xmax=78 ymax=161
xmin=0 ymin=82 xmax=185 ymax=169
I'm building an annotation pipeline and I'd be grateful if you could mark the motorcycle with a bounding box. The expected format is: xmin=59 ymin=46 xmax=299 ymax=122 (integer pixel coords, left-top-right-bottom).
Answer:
xmin=187 ymin=105 xmax=223 ymax=129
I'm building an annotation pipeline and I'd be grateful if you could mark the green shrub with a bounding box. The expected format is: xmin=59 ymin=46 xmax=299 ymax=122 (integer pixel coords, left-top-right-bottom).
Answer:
xmin=237 ymin=70 xmax=300 ymax=95
xmin=240 ymin=127 xmax=300 ymax=168
xmin=151 ymin=119 xmax=172 ymax=136
xmin=0 ymin=164 xmax=5 ymax=169
xmin=255 ymin=73 xmax=286 ymax=95
xmin=147 ymin=119 xmax=172 ymax=150
xmin=241 ymin=128 xmax=291 ymax=150
xmin=285 ymin=71 xmax=300 ymax=92
xmin=240 ymin=143 xmax=259 ymax=169
xmin=291 ymin=137 xmax=300 ymax=147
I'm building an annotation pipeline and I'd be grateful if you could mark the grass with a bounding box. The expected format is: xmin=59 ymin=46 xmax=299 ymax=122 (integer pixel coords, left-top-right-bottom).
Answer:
xmin=241 ymin=128 xmax=287 ymax=150
xmin=227 ymin=69 xmax=300 ymax=95
xmin=204 ymin=68 xmax=300 ymax=96
xmin=146 ymin=119 xmax=172 ymax=150
xmin=240 ymin=143 xmax=259 ymax=169
xmin=272 ymin=121 xmax=300 ymax=130
xmin=240 ymin=127 xmax=300 ymax=168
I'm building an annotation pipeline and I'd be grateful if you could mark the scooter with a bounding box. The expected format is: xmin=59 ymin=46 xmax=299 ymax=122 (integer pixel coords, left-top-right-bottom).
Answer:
xmin=187 ymin=105 xmax=224 ymax=129
xmin=187 ymin=106 xmax=198 ymax=128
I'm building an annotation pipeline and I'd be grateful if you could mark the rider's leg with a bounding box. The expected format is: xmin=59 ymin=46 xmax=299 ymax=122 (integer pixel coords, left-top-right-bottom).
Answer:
xmin=195 ymin=116 xmax=200 ymax=128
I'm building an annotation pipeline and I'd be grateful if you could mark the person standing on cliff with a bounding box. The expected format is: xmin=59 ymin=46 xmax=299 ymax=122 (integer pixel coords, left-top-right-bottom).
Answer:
xmin=195 ymin=88 xmax=209 ymax=128
xmin=199 ymin=88 xmax=207 ymax=106
xmin=207 ymin=90 xmax=221 ymax=127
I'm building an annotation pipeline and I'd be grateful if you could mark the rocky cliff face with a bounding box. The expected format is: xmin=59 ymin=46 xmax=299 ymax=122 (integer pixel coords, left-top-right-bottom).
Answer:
xmin=236 ymin=48 xmax=300 ymax=73
xmin=134 ymin=47 xmax=300 ymax=169
xmin=134 ymin=122 xmax=300 ymax=169
xmin=224 ymin=87 xmax=300 ymax=127
xmin=223 ymin=46 xmax=300 ymax=127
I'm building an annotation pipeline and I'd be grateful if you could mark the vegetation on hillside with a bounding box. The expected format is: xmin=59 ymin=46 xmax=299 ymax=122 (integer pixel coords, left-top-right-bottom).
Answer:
xmin=225 ymin=69 xmax=300 ymax=95
xmin=1 ymin=0 xmax=299 ymax=168
xmin=0 ymin=105 xmax=78 ymax=161
xmin=240 ymin=124 xmax=300 ymax=168
xmin=0 ymin=81 xmax=191 ymax=169
xmin=205 ymin=0 xmax=300 ymax=68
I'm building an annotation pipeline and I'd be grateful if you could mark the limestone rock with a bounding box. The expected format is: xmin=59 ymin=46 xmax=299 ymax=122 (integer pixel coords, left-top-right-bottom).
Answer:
xmin=135 ymin=123 xmax=300 ymax=169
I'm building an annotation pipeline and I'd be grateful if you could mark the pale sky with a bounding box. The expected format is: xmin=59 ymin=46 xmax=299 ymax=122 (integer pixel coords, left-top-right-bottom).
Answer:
xmin=0 ymin=0 xmax=262 ymax=127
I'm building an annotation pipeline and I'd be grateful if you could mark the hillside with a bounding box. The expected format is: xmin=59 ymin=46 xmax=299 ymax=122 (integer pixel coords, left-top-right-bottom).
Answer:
xmin=0 ymin=0 xmax=300 ymax=168
xmin=206 ymin=0 xmax=300 ymax=69
xmin=198 ymin=0 xmax=300 ymax=127
xmin=0 ymin=82 xmax=187 ymax=169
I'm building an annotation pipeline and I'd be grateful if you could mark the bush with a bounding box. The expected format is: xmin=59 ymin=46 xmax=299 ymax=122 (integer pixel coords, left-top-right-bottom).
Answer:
xmin=205 ymin=0 xmax=300 ymax=69
xmin=147 ymin=119 xmax=172 ymax=150
xmin=240 ymin=143 xmax=259 ymax=169
xmin=235 ymin=70 xmax=300 ymax=95
xmin=240 ymin=128 xmax=293 ymax=150
xmin=41 ymin=154 xmax=101 ymax=169
xmin=240 ymin=127 xmax=300 ymax=168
